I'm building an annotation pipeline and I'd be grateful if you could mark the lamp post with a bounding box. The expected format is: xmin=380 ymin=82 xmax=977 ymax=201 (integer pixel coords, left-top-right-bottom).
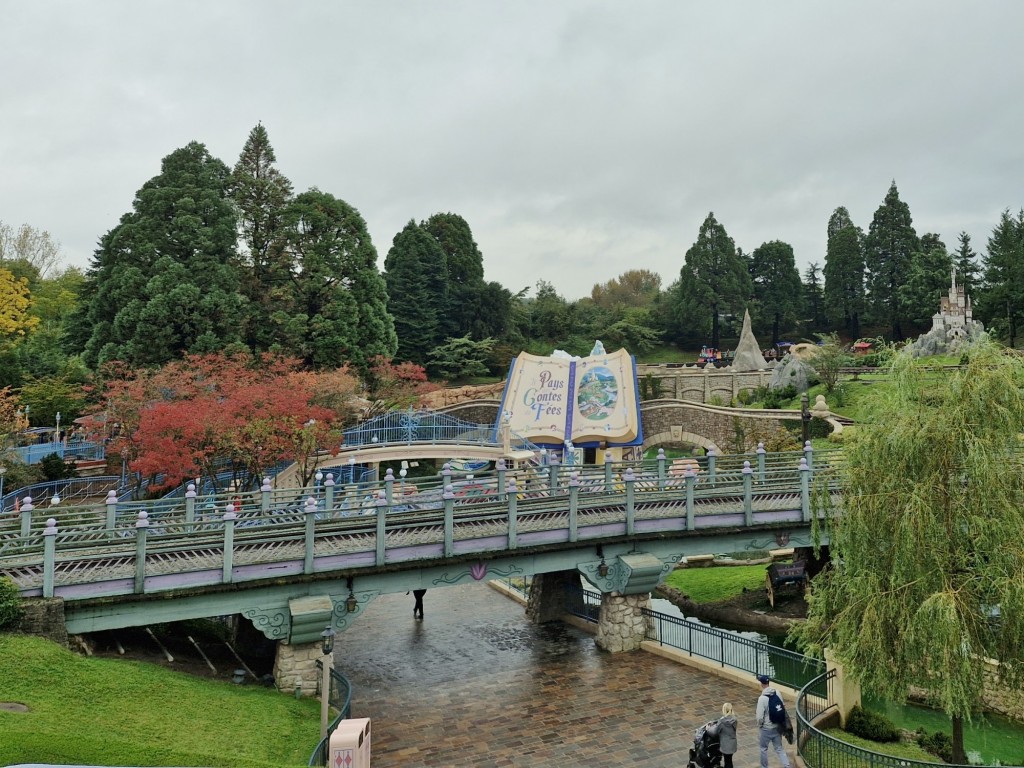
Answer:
xmin=319 ymin=625 xmax=336 ymax=739
xmin=399 ymin=467 xmax=407 ymax=495
xmin=0 ymin=465 xmax=6 ymax=512
xmin=800 ymin=392 xmax=811 ymax=446
xmin=120 ymin=449 xmax=128 ymax=489
xmin=54 ymin=412 xmax=61 ymax=445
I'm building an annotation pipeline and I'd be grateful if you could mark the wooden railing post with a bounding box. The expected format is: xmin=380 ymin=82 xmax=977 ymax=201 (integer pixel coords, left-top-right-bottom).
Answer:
xmin=260 ymin=477 xmax=272 ymax=515
xmin=568 ymin=472 xmax=580 ymax=542
xmin=443 ymin=485 xmax=455 ymax=558
xmin=496 ymin=459 xmax=507 ymax=499
xmin=223 ymin=503 xmax=236 ymax=584
xmin=657 ymin=448 xmax=667 ymax=491
xmin=706 ymin=447 xmax=716 ymax=486
xmin=604 ymin=451 xmax=613 ymax=491
xmin=384 ymin=468 xmax=394 ymax=505
xmin=42 ymin=517 xmax=57 ymax=598
xmin=375 ymin=493 xmax=387 ymax=566
xmin=506 ymin=477 xmax=518 ymax=550
xmin=134 ymin=510 xmax=149 ymax=594
xmin=548 ymin=454 xmax=559 ymax=490
xmin=183 ymin=483 xmax=196 ymax=528
xmin=756 ymin=442 xmax=766 ymax=484
xmin=800 ymin=458 xmax=811 ymax=522
xmin=324 ymin=474 xmax=335 ymax=515
xmin=624 ymin=467 xmax=636 ymax=536
xmin=304 ymin=496 xmax=317 ymax=575
xmin=104 ymin=490 xmax=118 ymax=535
xmin=685 ymin=470 xmax=696 ymax=531
xmin=743 ymin=461 xmax=754 ymax=527
xmin=804 ymin=440 xmax=814 ymax=472
xmin=21 ymin=496 xmax=34 ymax=539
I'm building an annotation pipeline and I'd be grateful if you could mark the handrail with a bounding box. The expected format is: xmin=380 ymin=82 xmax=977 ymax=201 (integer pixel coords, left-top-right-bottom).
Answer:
xmin=565 ymin=585 xmax=825 ymax=692
xmin=308 ymin=662 xmax=353 ymax=767
xmin=794 ymin=670 xmax=1013 ymax=768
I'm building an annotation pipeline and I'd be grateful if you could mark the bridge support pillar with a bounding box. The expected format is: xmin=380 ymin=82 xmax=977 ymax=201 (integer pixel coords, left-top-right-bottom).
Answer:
xmin=274 ymin=639 xmax=332 ymax=698
xmin=526 ymin=570 xmax=579 ymax=624
xmin=595 ymin=592 xmax=653 ymax=653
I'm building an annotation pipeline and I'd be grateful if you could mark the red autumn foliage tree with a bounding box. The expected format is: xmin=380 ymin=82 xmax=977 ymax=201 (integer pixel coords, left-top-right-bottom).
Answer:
xmin=363 ymin=356 xmax=441 ymax=418
xmin=84 ymin=353 xmax=359 ymax=492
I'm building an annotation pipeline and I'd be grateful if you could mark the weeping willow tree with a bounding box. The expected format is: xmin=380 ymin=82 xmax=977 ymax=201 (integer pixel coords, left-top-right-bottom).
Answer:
xmin=794 ymin=342 xmax=1024 ymax=763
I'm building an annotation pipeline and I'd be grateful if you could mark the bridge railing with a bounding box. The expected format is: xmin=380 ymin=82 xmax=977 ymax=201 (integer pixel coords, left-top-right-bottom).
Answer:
xmin=794 ymin=670 xmax=981 ymax=768
xmin=565 ymin=584 xmax=826 ymax=692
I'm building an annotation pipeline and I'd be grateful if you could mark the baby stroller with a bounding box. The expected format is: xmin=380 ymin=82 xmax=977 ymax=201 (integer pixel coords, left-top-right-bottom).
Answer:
xmin=687 ymin=721 xmax=722 ymax=768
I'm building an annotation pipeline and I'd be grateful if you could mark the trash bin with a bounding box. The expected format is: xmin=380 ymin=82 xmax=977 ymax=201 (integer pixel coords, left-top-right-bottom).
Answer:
xmin=329 ymin=717 xmax=371 ymax=767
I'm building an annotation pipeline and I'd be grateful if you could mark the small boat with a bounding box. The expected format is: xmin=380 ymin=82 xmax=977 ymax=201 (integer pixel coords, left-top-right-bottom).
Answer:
xmin=447 ymin=458 xmax=489 ymax=473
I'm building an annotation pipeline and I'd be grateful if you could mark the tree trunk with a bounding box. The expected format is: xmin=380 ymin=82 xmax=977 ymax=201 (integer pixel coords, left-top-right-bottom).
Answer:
xmin=711 ymin=302 xmax=720 ymax=349
xmin=951 ymin=715 xmax=965 ymax=764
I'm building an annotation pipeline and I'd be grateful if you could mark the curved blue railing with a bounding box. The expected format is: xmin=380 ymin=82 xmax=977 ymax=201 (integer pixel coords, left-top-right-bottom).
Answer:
xmin=308 ymin=662 xmax=354 ymax=766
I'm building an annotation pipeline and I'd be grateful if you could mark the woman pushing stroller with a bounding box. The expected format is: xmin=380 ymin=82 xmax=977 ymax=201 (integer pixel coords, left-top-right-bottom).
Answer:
xmin=705 ymin=703 xmax=737 ymax=768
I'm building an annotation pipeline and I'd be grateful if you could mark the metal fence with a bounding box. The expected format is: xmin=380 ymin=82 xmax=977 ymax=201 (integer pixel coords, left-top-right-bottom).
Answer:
xmin=6 ymin=441 xmax=105 ymax=465
xmin=308 ymin=661 xmax=354 ymax=767
xmin=795 ymin=670 xmax=993 ymax=768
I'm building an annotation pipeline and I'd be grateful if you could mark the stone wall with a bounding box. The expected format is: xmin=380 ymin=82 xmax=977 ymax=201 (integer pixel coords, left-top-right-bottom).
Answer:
xmin=595 ymin=592 xmax=654 ymax=653
xmin=526 ymin=570 xmax=581 ymax=624
xmin=981 ymin=659 xmax=1024 ymax=721
xmin=14 ymin=597 xmax=69 ymax=647
xmin=637 ymin=365 xmax=774 ymax=405
xmin=419 ymin=382 xmax=506 ymax=409
xmin=641 ymin=401 xmax=798 ymax=453
xmin=273 ymin=640 xmax=331 ymax=697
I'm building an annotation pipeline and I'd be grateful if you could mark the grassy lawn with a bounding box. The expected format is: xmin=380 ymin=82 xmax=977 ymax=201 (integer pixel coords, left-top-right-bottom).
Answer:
xmin=0 ymin=633 xmax=320 ymax=768
xmin=820 ymin=727 xmax=938 ymax=762
xmin=662 ymin=564 xmax=766 ymax=603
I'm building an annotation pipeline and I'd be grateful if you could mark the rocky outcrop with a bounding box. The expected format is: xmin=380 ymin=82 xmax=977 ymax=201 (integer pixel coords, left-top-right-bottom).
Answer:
xmin=418 ymin=381 xmax=506 ymax=409
xmin=731 ymin=309 xmax=769 ymax=372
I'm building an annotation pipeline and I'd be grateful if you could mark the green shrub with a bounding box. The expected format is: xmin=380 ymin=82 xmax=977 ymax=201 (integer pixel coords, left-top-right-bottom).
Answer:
xmin=915 ymin=727 xmax=953 ymax=762
xmin=0 ymin=576 xmax=23 ymax=629
xmin=845 ymin=705 xmax=900 ymax=743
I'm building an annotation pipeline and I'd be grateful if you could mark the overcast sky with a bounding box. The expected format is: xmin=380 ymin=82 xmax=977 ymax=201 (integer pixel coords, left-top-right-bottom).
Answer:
xmin=3 ymin=1 xmax=1022 ymax=300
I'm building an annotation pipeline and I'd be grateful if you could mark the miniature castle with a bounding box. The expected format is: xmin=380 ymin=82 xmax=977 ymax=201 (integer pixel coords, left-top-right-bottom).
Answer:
xmin=931 ymin=268 xmax=973 ymax=340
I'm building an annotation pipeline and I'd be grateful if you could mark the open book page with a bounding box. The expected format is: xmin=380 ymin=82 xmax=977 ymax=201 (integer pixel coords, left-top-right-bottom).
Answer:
xmin=569 ymin=347 xmax=639 ymax=444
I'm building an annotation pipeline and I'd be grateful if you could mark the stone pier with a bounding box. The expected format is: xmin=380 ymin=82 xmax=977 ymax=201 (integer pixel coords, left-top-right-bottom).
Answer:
xmin=595 ymin=592 xmax=654 ymax=653
xmin=526 ymin=570 xmax=580 ymax=624
xmin=273 ymin=640 xmax=333 ymax=697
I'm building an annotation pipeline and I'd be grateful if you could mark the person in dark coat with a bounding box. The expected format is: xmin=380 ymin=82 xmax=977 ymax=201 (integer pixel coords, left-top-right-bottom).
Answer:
xmin=412 ymin=589 xmax=426 ymax=619
xmin=708 ymin=702 xmax=738 ymax=768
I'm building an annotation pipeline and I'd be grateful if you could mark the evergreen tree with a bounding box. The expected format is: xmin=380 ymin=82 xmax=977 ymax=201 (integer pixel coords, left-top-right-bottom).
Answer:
xmin=901 ymin=234 xmax=953 ymax=330
xmin=79 ymin=142 xmax=244 ymax=367
xmin=228 ymin=124 xmax=295 ymax=351
xmin=801 ymin=263 xmax=826 ymax=336
xmin=978 ymin=209 xmax=1024 ymax=347
xmin=672 ymin=212 xmax=751 ymax=349
xmin=864 ymin=181 xmax=920 ymax=339
xmin=280 ymin=190 xmax=397 ymax=369
xmin=384 ymin=220 xmax=448 ymax=364
xmin=953 ymin=231 xmax=981 ymax=297
xmin=823 ymin=207 xmax=865 ymax=340
xmin=749 ymin=240 xmax=802 ymax=347
xmin=421 ymin=213 xmax=484 ymax=340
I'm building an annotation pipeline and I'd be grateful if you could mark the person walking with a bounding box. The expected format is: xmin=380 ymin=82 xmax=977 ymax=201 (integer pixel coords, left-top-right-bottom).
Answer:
xmin=707 ymin=702 xmax=737 ymax=768
xmin=755 ymin=675 xmax=792 ymax=768
xmin=412 ymin=589 xmax=426 ymax=619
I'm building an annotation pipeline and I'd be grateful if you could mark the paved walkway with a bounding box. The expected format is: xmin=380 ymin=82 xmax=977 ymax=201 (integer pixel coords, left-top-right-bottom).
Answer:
xmin=336 ymin=583 xmax=790 ymax=767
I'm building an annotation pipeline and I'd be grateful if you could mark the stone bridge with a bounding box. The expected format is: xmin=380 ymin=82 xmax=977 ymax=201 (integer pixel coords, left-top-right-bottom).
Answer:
xmin=437 ymin=398 xmax=805 ymax=454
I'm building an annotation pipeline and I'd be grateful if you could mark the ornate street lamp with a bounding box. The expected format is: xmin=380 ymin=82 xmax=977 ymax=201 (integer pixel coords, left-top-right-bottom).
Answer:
xmin=319 ymin=625 xmax=336 ymax=739
xmin=800 ymin=392 xmax=811 ymax=446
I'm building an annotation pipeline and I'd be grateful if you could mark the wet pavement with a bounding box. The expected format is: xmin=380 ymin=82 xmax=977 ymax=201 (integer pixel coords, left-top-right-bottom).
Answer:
xmin=336 ymin=584 xmax=783 ymax=767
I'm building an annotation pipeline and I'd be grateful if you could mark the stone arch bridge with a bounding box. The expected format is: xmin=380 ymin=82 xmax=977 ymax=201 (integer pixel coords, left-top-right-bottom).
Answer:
xmin=437 ymin=398 xmax=806 ymax=454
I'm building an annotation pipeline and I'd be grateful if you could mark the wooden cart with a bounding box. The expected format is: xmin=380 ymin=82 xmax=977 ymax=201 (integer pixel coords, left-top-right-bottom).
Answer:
xmin=765 ymin=562 xmax=807 ymax=608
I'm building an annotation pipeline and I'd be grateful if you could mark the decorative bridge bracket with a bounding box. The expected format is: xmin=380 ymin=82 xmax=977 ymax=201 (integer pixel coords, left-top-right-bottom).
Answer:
xmin=431 ymin=560 xmax=525 ymax=587
xmin=579 ymin=552 xmax=684 ymax=595
xmin=331 ymin=591 xmax=381 ymax=633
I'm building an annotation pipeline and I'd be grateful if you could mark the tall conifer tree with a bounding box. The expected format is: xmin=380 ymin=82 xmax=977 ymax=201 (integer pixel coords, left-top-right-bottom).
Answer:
xmin=384 ymin=221 xmax=449 ymax=364
xmin=672 ymin=212 xmax=751 ymax=349
xmin=823 ymin=206 xmax=865 ymax=339
xmin=864 ymin=182 xmax=920 ymax=339
xmin=749 ymin=240 xmax=802 ymax=347
xmin=79 ymin=142 xmax=244 ymax=367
